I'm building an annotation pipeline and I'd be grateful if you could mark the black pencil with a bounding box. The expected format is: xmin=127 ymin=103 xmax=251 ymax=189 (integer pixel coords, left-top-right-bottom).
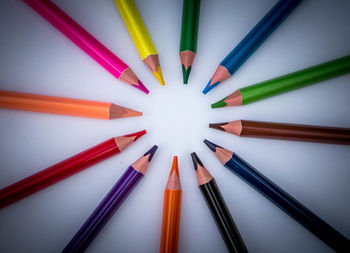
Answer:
xmin=191 ymin=152 xmax=248 ymax=253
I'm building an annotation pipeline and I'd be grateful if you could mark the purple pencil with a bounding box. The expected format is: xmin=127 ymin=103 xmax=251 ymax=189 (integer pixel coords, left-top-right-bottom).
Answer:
xmin=62 ymin=145 xmax=158 ymax=253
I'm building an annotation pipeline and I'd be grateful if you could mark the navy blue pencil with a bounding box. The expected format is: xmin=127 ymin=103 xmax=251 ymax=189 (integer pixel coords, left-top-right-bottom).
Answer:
xmin=204 ymin=139 xmax=349 ymax=252
xmin=203 ymin=0 xmax=303 ymax=94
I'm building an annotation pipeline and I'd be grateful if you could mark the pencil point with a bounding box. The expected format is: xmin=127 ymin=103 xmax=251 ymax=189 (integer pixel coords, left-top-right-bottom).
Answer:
xmin=109 ymin=104 xmax=142 ymax=119
xmin=209 ymin=123 xmax=226 ymax=131
xmin=170 ymin=156 xmax=179 ymax=176
xmin=132 ymin=145 xmax=158 ymax=174
xmin=190 ymin=152 xmax=203 ymax=170
xmin=180 ymin=51 xmax=196 ymax=84
xmin=203 ymin=65 xmax=231 ymax=94
xmin=211 ymin=98 xmax=227 ymax=108
xmin=127 ymin=130 xmax=147 ymax=141
xmin=153 ymin=65 xmax=165 ymax=86
xmin=166 ymin=155 xmax=181 ymax=190
xmin=133 ymin=80 xmax=149 ymax=94
xmin=203 ymin=139 xmax=221 ymax=152
xmin=182 ymin=65 xmax=191 ymax=84
xmin=144 ymin=145 xmax=158 ymax=162
xmin=119 ymin=68 xmax=149 ymax=94
xmin=202 ymin=79 xmax=218 ymax=94
xmin=114 ymin=130 xmax=146 ymax=152
xmin=143 ymin=54 xmax=165 ymax=86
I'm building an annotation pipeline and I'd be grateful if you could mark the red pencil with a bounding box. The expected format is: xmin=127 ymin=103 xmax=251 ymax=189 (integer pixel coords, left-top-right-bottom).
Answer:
xmin=0 ymin=130 xmax=146 ymax=208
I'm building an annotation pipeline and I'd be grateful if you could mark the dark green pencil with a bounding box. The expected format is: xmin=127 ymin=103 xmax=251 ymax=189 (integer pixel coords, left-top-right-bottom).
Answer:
xmin=180 ymin=0 xmax=200 ymax=84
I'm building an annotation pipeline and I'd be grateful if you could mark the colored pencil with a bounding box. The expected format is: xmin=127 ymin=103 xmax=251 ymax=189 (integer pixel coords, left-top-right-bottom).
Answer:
xmin=180 ymin=0 xmax=200 ymax=84
xmin=212 ymin=55 xmax=350 ymax=108
xmin=209 ymin=120 xmax=350 ymax=145
xmin=160 ymin=156 xmax=182 ymax=253
xmin=204 ymin=139 xmax=350 ymax=252
xmin=0 ymin=90 xmax=142 ymax=120
xmin=191 ymin=152 xmax=248 ymax=253
xmin=23 ymin=0 xmax=148 ymax=94
xmin=115 ymin=0 xmax=165 ymax=85
xmin=62 ymin=145 xmax=158 ymax=253
xmin=0 ymin=130 xmax=146 ymax=208
xmin=203 ymin=0 xmax=303 ymax=94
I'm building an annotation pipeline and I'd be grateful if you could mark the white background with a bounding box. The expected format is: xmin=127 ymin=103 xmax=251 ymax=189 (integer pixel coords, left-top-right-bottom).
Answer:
xmin=0 ymin=0 xmax=349 ymax=252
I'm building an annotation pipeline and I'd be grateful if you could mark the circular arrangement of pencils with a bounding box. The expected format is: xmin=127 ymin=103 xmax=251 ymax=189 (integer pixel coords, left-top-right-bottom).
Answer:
xmin=0 ymin=0 xmax=349 ymax=253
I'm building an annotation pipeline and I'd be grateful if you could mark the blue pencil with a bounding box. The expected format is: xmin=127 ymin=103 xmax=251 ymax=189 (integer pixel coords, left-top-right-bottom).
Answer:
xmin=203 ymin=139 xmax=350 ymax=252
xmin=203 ymin=0 xmax=303 ymax=94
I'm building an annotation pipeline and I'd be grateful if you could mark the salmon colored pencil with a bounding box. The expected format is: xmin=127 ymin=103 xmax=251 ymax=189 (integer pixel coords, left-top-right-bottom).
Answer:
xmin=160 ymin=156 xmax=182 ymax=253
xmin=0 ymin=90 xmax=142 ymax=120
xmin=23 ymin=0 xmax=149 ymax=94
xmin=0 ymin=130 xmax=146 ymax=208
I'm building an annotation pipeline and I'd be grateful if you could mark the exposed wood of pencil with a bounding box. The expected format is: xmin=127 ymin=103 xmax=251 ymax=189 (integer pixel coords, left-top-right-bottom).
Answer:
xmin=190 ymin=152 xmax=248 ymax=253
xmin=211 ymin=90 xmax=242 ymax=108
xmin=209 ymin=120 xmax=350 ymax=145
xmin=160 ymin=156 xmax=182 ymax=253
xmin=0 ymin=90 xmax=142 ymax=119
xmin=143 ymin=54 xmax=165 ymax=85
xmin=180 ymin=50 xmax=196 ymax=84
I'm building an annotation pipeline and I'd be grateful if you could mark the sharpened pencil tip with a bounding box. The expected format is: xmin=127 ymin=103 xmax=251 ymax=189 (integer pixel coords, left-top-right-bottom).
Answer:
xmin=170 ymin=156 xmax=179 ymax=176
xmin=209 ymin=123 xmax=226 ymax=131
xmin=211 ymin=98 xmax=227 ymax=108
xmin=202 ymin=80 xmax=219 ymax=94
xmin=144 ymin=145 xmax=158 ymax=161
xmin=182 ymin=65 xmax=191 ymax=84
xmin=191 ymin=152 xmax=203 ymax=170
xmin=152 ymin=66 xmax=165 ymax=86
xmin=203 ymin=139 xmax=221 ymax=152
xmin=133 ymin=80 xmax=149 ymax=94
xmin=126 ymin=130 xmax=147 ymax=141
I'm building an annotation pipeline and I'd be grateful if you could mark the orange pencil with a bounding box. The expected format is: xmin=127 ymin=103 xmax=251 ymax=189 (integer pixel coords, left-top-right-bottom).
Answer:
xmin=0 ymin=90 xmax=142 ymax=120
xmin=160 ymin=156 xmax=182 ymax=253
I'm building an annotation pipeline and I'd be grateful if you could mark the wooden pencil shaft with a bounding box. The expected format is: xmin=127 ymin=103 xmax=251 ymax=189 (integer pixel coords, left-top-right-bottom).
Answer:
xmin=24 ymin=0 xmax=128 ymax=77
xmin=180 ymin=0 xmax=200 ymax=52
xmin=225 ymin=153 xmax=350 ymax=252
xmin=222 ymin=0 xmax=302 ymax=74
xmin=115 ymin=0 xmax=157 ymax=60
xmin=241 ymin=120 xmax=350 ymax=145
xmin=160 ymin=189 xmax=182 ymax=253
xmin=199 ymin=179 xmax=248 ymax=253
xmin=0 ymin=90 xmax=111 ymax=119
xmin=240 ymin=55 xmax=350 ymax=105
xmin=62 ymin=167 xmax=143 ymax=253
xmin=0 ymin=138 xmax=119 ymax=208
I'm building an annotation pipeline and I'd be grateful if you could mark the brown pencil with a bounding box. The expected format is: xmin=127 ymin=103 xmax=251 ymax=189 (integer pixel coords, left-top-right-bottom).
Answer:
xmin=0 ymin=90 xmax=142 ymax=120
xmin=209 ymin=120 xmax=350 ymax=145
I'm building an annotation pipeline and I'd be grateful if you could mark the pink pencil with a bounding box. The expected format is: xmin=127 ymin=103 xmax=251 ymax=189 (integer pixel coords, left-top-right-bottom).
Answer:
xmin=23 ymin=0 xmax=149 ymax=94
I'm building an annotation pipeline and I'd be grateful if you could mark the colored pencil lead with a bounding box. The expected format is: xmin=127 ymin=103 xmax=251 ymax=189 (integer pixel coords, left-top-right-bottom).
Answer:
xmin=166 ymin=156 xmax=181 ymax=191
xmin=211 ymin=90 xmax=242 ymax=108
xmin=143 ymin=54 xmax=165 ymax=85
xmin=203 ymin=66 xmax=231 ymax=94
xmin=209 ymin=121 xmax=242 ymax=136
xmin=180 ymin=51 xmax=196 ymax=84
xmin=109 ymin=103 xmax=142 ymax=119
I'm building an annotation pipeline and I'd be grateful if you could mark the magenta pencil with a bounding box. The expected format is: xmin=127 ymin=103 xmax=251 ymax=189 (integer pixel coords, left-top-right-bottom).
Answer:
xmin=23 ymin=0 xmax=149 ymax=94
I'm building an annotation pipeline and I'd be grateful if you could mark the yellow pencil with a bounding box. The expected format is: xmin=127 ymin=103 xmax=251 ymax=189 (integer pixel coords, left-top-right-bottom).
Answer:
xmin=115 ymin=0 xmax=165 ymax=85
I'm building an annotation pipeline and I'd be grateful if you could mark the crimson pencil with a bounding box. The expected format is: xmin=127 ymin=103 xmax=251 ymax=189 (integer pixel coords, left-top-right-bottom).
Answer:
xmin=23 ymin=0 xmax=149 ymax=94
xmin=0 ymin=130 xmax=146 ymax=208
xmin=209 ymin=120 xmax=350 ymax=145
xmin=62 ymin=145 xmax=158 ymax=253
